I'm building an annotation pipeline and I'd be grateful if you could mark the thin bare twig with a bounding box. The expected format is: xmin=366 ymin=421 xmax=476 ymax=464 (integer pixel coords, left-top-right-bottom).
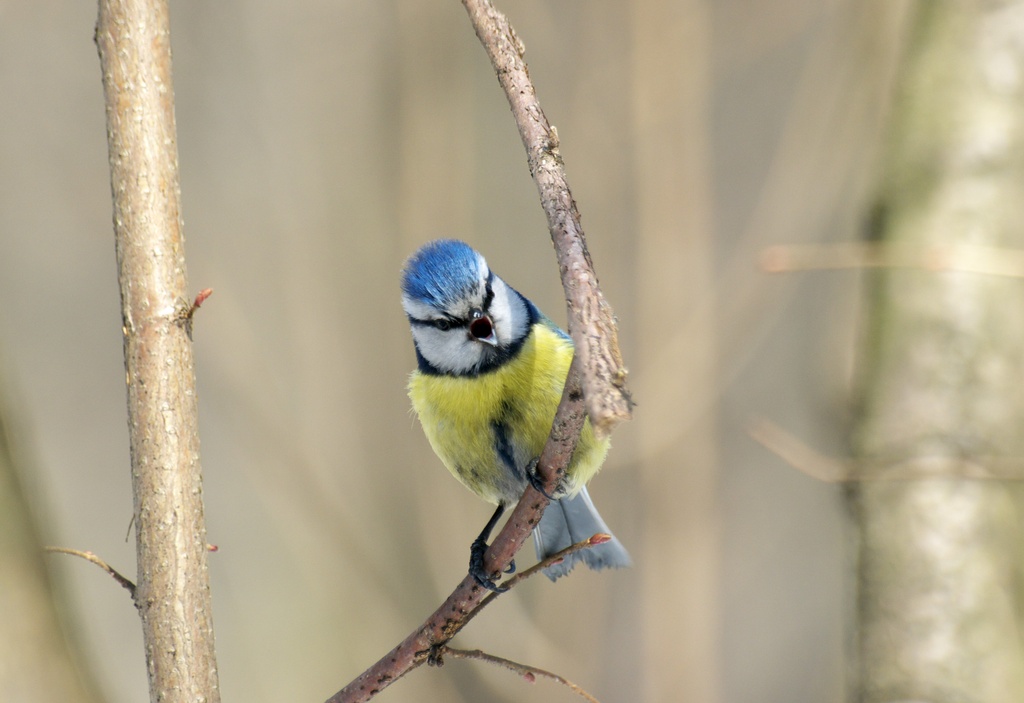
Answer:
xmin=44 ymin=546 xmax=137 ymax=599
xmin=749 ymin=417 xmax=1024 ymax=482
xmin=760 ymin=242 xmax=1024 ymax=277
xmin=441 ymin=648 xmax=602 ymax=703
xmin=492 ymin=532 xmax=613 ymax=592
xmin=747 ymin=417 xmax=850 ymax=482
xmin=461 ymin=0 xmax=632 ymax=438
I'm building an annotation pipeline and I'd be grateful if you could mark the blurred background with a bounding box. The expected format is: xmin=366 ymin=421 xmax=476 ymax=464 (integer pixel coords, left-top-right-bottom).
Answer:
xmin=0 ymin=1 xmax=911 ymax=701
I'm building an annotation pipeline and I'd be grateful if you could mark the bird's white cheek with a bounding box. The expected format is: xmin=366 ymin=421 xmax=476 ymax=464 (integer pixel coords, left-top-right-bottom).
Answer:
xmin=487 ymin=278 xmax=526 ymax=344
xmin=412 ymin=327 xmax=483 ymax=374
xmin=409 ymin=327 xmax=431 ymax=354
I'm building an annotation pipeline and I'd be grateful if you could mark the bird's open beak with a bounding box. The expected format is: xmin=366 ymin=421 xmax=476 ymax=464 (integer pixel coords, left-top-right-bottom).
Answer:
xmin=469 ymin=314 xmax=498 ymax=346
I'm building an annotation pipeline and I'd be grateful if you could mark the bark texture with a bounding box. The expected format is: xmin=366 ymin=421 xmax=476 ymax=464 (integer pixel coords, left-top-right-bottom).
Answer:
xmin=96 ymin=1 xmax=220 ymax=701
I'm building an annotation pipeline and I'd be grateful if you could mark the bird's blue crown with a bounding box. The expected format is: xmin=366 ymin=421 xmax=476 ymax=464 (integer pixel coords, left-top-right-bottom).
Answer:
xmin=401 ymin=239 xmax=486 ymax=310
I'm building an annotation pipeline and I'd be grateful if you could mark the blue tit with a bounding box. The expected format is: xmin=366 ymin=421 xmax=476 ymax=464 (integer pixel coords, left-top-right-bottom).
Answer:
xmin=401 ymin=239 xmax=630 ymax=592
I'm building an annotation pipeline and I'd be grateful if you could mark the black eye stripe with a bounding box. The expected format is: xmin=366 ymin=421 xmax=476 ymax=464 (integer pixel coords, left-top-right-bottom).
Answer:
xmin=408 ymin=315 xmax=465 ymax=330
xmin=483 ymin=271 xmax=495 ymax=311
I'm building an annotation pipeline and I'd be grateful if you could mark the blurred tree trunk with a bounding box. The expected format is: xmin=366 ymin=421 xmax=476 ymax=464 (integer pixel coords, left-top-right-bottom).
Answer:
xmin=850 ymin=2 xmax=1024 ymax=702
xmin=0 ymin=385 xmax=105 ymax=703
xmin=632 ymin=1 xmax=720 ymax=702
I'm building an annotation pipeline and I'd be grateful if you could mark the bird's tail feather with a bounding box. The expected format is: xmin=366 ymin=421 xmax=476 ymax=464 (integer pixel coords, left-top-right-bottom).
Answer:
xmin=532 ymin=486 xmax=631 ymax=581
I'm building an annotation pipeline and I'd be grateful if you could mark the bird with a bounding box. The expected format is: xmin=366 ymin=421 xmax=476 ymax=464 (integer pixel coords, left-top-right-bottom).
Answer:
xmin=401 ymin=238 xmax=630 ymax=592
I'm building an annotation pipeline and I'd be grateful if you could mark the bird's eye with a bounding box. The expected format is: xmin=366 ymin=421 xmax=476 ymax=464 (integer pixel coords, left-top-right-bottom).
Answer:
xmin=469 ymin=317 xmax=493 ymax=340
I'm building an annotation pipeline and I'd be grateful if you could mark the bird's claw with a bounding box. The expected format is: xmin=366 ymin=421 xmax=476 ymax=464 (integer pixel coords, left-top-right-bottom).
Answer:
xmin=427 ymin=644 xmax=445 ymax=667
xmin=526 ymin=458 xmax=560 ymax=500
xmin=469 ymin=538 xmax=509 ymax=593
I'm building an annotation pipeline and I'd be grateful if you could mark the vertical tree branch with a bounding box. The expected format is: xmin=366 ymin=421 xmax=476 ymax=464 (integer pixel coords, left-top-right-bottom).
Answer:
xmin=96 ymin=1 xmax=221 ymax=702
xmin=851 ymin=2 xmax=1024 ymax=701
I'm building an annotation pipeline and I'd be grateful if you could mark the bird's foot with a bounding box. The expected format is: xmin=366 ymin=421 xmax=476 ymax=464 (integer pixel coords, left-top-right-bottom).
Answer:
xmin=469 ymin=537 xmax=509 ymax=593
xmin=526 ymin=458 xmax=563 ymax=500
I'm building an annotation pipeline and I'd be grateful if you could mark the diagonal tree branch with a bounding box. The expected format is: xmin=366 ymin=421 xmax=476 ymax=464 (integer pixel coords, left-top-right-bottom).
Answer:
xmin=461 ymin=0 xmax=633 ymax=438
xmin=326 ymin=2 xmax=630 ymax=700
xmin=96 ymin=1 xmax=220 ymax=701
xmin=325 ymin=355 xmax=588 ymax=703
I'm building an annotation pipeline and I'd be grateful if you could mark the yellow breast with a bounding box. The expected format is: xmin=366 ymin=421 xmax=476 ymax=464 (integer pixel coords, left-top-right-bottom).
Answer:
xmin=408 ymin=323 xmax=608 ymax=505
